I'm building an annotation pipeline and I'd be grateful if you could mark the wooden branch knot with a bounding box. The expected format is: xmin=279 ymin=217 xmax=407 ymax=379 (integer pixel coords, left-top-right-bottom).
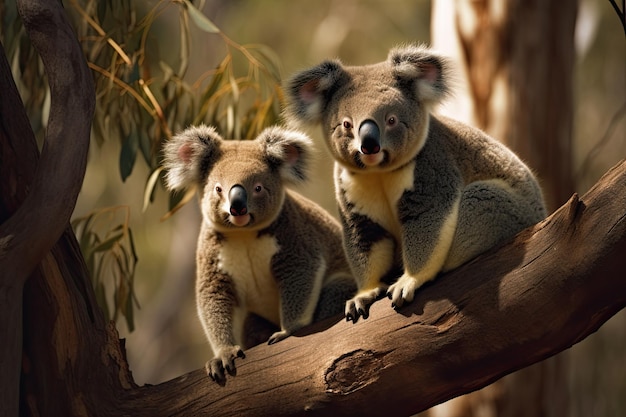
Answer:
xmin=324 ymin=349 xmax=387 ymax=395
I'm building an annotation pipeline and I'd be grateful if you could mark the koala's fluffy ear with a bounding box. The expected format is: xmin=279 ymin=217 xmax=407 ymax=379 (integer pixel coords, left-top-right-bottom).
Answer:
xmin=162 ymin=124 xmax=223 ymax=191
xmin=388 ymin=44 xmax=451 ymax=104
xmin=284 ymin=60 xmax=346 ymax=125
xmin=258 ymin=126 xmax=313 ymax=184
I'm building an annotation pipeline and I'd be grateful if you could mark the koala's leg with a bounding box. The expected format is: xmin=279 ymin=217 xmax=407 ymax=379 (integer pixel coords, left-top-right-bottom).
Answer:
xmin=443 ymin=179 xmax=540 ymax=271
xmin=267 ymin=255 xmax=326 ymax=345
xmin=197 ymin=273 xmax=246 ymax=383
xmin=314 ymin=273 xmax=357 ymax=322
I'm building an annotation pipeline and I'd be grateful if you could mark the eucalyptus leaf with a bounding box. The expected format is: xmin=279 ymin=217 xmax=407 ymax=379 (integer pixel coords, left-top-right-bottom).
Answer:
xmin=92 ymin=232 xmax=124 ymax=253
xmin=119 ymin=129 xmax=139 ymax=181
xmin=184 ymin=0 xmax=220 ymax=33
xmin=143 ymin=167 xmax=164 ymax=212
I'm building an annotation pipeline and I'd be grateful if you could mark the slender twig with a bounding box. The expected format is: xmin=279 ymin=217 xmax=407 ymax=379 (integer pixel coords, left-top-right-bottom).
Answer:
xmin=607 ymin=0 xmax=625 ymax=36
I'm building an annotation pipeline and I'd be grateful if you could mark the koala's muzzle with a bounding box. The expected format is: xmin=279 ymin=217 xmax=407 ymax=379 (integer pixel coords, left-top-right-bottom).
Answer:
xmin=228 ymin=185 xmax=248 ymax=216
xmin=359 ymin=120 xmax=381 ymax=155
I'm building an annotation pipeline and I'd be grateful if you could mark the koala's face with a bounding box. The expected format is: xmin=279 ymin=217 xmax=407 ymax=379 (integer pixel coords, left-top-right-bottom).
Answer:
xmin=285 ymin=45 xmax=450 ymax=173
xmin=163 ymin=125 xmax=312 ymax=232
xmin=201 ymin=143 xmax=284 ymax=231
xmin=323 ymin=63 xmax=431 ymax=172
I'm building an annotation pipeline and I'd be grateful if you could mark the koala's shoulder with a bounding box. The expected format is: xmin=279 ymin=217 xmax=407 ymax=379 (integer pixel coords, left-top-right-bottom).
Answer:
xmin=430 ymin=115 xmax=507 ymax=153
xmin=196 ymin=223 xmax=226 ymax=262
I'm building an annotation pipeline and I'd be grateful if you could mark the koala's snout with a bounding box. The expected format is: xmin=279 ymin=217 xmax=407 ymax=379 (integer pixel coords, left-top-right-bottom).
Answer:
xmin=228 ymin=185 xmax=248 ymax=216
xmin=359 ymin=120 xmax=381 ymax=155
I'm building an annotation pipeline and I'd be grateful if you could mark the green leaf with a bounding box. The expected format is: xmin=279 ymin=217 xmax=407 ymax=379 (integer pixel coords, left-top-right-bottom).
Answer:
xmin=162 ymin=187 xmax=197 ymax=221
xmin=119 ymin=129 xmax=139 ymax=182
xmin=91 ymin=232 xmax=124 ymax=253
xmin=184 ymin=0 xmax=221 ymax=33
xmin=143 ymin=166 xmax=164 ymax=212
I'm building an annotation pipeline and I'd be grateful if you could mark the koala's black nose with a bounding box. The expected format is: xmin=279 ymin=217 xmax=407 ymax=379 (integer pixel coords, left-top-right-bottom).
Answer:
xmin=229 ymin=185 xmax=248 ymax=216
xmin=359 ymin=120 xmax=381 ymax=155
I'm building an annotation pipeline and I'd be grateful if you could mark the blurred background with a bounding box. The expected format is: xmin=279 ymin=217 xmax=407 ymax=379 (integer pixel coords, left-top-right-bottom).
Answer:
xmin=3 ymin=0 xmax=625 ymax=415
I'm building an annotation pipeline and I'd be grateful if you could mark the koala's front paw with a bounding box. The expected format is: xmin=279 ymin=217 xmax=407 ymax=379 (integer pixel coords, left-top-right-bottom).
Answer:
xmin=206 ymin=345 xmax=245 ymax=383
xmin=345 ymin=287 xmax=387 ymax=322
xmin=267 ymin=329 xmax=292 ymax=345
xmin=387 ymin=274 xmax=428 ymax=309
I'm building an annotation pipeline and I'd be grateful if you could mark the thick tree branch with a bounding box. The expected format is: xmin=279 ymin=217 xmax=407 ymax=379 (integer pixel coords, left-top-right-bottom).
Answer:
xmin=0 ymin=1 xmax=94 ymax=415
xmin=119 ymin=159 xmax=626 ymax=417
xmin=0 ymin=0 xmax=95 ymax=282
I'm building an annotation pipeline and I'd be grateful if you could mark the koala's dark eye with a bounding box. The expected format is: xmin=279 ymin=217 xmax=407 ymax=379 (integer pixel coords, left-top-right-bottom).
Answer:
xmin=254 ymin=185 xmax=263 ymax=193
xmin=342 ymin=120 xmax=353 ymax=130
xmin=215 ymin=185 xmax=222 ymax=193
xmin=387 ymin=116 xmax=397 ymax=126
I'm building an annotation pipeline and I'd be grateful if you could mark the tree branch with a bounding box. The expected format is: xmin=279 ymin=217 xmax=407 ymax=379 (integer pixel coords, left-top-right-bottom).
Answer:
xmin=0 ymin=0 xmax=94 ymax=415
xmin=115 ymin=159 xmax=626 ymax=417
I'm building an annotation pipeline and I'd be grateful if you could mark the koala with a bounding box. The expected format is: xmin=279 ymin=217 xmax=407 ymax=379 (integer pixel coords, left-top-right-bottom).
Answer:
xmin=284 ymin=44 xmax=547 ymax=322
xmin=162 ymin=125 xmax=355 ymax=382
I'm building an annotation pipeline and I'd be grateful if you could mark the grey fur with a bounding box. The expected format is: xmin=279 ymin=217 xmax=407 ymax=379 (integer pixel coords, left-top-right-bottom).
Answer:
xmin=162 ymin=125 xmax=355 ymax=382
xmin=284 ymin=44 xmax=547 ymax=322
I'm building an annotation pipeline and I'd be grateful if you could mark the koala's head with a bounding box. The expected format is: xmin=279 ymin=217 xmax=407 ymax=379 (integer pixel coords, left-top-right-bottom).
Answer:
xmin=163 ymin=125 xmax=312 ymax=232
xmin=285 ymin=44 xmax=450 ymax=172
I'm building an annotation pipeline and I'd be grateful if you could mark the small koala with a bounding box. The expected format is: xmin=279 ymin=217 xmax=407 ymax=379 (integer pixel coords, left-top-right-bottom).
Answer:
xmin=163 ymin=125 xmax=355 ymax=382
xmin=284 ymin=44 xmax=547 ymax=322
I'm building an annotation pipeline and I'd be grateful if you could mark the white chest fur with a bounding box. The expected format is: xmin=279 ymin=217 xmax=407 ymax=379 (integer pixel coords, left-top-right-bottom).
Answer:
xmin=217 ymin=233 xmax=281 ymax=324
xmin=338 ymin=162 xmax=415 ymax=239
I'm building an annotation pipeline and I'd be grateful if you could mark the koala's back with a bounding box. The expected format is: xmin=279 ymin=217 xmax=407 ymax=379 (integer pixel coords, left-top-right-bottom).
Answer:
xmin=425 ymin=115 xmax=546 ymax=220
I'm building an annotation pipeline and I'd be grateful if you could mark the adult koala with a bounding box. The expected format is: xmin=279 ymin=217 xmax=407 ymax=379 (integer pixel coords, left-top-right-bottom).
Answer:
xmin=284 ymin=44 xmax=547 ymax=322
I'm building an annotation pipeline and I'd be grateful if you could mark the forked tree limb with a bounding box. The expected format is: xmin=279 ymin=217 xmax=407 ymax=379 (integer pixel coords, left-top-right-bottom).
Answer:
xmin=117 ymin=159 xmax=626 ymax=417
xmin=0 ymin=0 xmax=94 ymax=415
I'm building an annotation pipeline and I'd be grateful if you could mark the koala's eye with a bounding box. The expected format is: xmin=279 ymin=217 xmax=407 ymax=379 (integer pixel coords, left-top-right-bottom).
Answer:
xmin=215 ymin=185 xmax=222 ymax=193
xmin=387 ymin=116 xmax=397 ymax=126
xmin=342 ymin=120 xmax=353 ymax=130
xmin=254 ymin=184 xmax=263 ymax=193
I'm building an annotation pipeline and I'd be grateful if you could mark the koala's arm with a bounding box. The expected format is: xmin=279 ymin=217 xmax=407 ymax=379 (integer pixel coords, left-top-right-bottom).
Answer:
xmin=196 ymin=240 xmax=245 ymax=382
xmin=340 ymin=207 xmax=398 ymax=320
xmin=266 ymin=206 xmax=329 ymax=344
xmin=386 ymin=148 xmax=463 ymax=308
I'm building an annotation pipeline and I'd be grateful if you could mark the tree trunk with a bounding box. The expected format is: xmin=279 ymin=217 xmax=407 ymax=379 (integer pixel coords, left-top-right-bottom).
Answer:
xmin=431 ymin=1 xmax=578 ymax=415
xmin=432 ymin=0 xmax=577 ymax=212
xmin=0 ymin=0 xmax=95 ymax=415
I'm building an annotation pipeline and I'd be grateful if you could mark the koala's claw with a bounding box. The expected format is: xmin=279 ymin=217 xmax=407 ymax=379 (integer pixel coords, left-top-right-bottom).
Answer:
xmin=206 ymin=345 xmax=245 ymax=383
xmin=345 ymin=287 xmax=386 ymax=322
xmin=268 ymin=330 xmax=292 ymax=345
xmin=387 ymin=275 xmax=425 ymax=310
